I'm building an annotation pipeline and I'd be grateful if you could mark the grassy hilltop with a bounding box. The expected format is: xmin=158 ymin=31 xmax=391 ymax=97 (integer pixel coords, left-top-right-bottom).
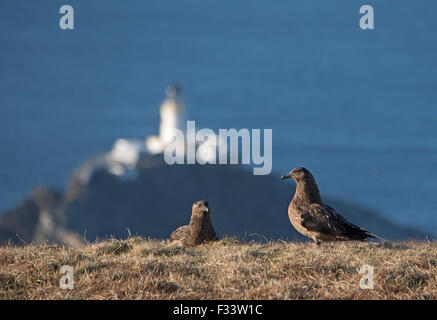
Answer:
xmin=1 ymin=238 xmax=436 ymax=300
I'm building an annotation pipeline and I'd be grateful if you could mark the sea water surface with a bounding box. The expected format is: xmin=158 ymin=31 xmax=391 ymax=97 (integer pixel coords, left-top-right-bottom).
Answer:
xmin=1 ymin=1 xmax=437 ymax=235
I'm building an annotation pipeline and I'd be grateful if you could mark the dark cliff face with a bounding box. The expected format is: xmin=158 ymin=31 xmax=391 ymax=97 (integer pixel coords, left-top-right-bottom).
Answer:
xmin=0 ymin=187 xmax=62 ymax=244
xmin=0 ymin=156 xmax=430 ymax=245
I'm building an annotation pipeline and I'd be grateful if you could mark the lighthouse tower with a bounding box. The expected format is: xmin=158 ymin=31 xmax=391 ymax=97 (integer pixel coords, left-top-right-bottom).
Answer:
xmin=146 ymin=84 xmax=186 ymax=154
xmin=159 ymin=84 xmax=185 ymax=145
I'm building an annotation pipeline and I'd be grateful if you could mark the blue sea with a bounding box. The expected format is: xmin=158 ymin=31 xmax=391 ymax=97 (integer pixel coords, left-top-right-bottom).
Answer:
xmin=1 ymin=1 xmax=437 ymax=235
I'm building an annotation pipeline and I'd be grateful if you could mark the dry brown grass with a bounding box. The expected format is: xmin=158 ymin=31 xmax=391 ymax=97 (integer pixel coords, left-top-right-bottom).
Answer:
xmin=1 ymin=238 xmax=436 ymax=300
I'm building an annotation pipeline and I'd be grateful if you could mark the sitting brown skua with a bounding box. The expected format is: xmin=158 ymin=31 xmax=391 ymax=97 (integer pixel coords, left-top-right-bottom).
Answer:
xmin=170 ymin=200 xmax=218 ymax=246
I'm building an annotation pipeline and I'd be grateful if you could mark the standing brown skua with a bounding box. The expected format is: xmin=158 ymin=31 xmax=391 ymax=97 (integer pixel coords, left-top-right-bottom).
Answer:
xmin=282 ymin=167 xmax=380 ymax=245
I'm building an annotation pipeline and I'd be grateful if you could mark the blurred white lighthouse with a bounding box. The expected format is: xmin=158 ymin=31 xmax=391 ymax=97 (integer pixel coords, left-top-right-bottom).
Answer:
xmin=108 ymin=84 xmax=220 ymax=176
xmin=146 ymin=84 xmax=186 ymax=154
xmin=159 ymin=84 xmax=186 ymax=145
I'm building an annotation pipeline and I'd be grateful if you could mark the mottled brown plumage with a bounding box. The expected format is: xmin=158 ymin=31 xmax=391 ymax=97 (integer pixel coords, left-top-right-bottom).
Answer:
xmin=282 ymin=167 xmax=379 ymax=244
xmin=170 ymin=200 xmax=218 ymax=246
